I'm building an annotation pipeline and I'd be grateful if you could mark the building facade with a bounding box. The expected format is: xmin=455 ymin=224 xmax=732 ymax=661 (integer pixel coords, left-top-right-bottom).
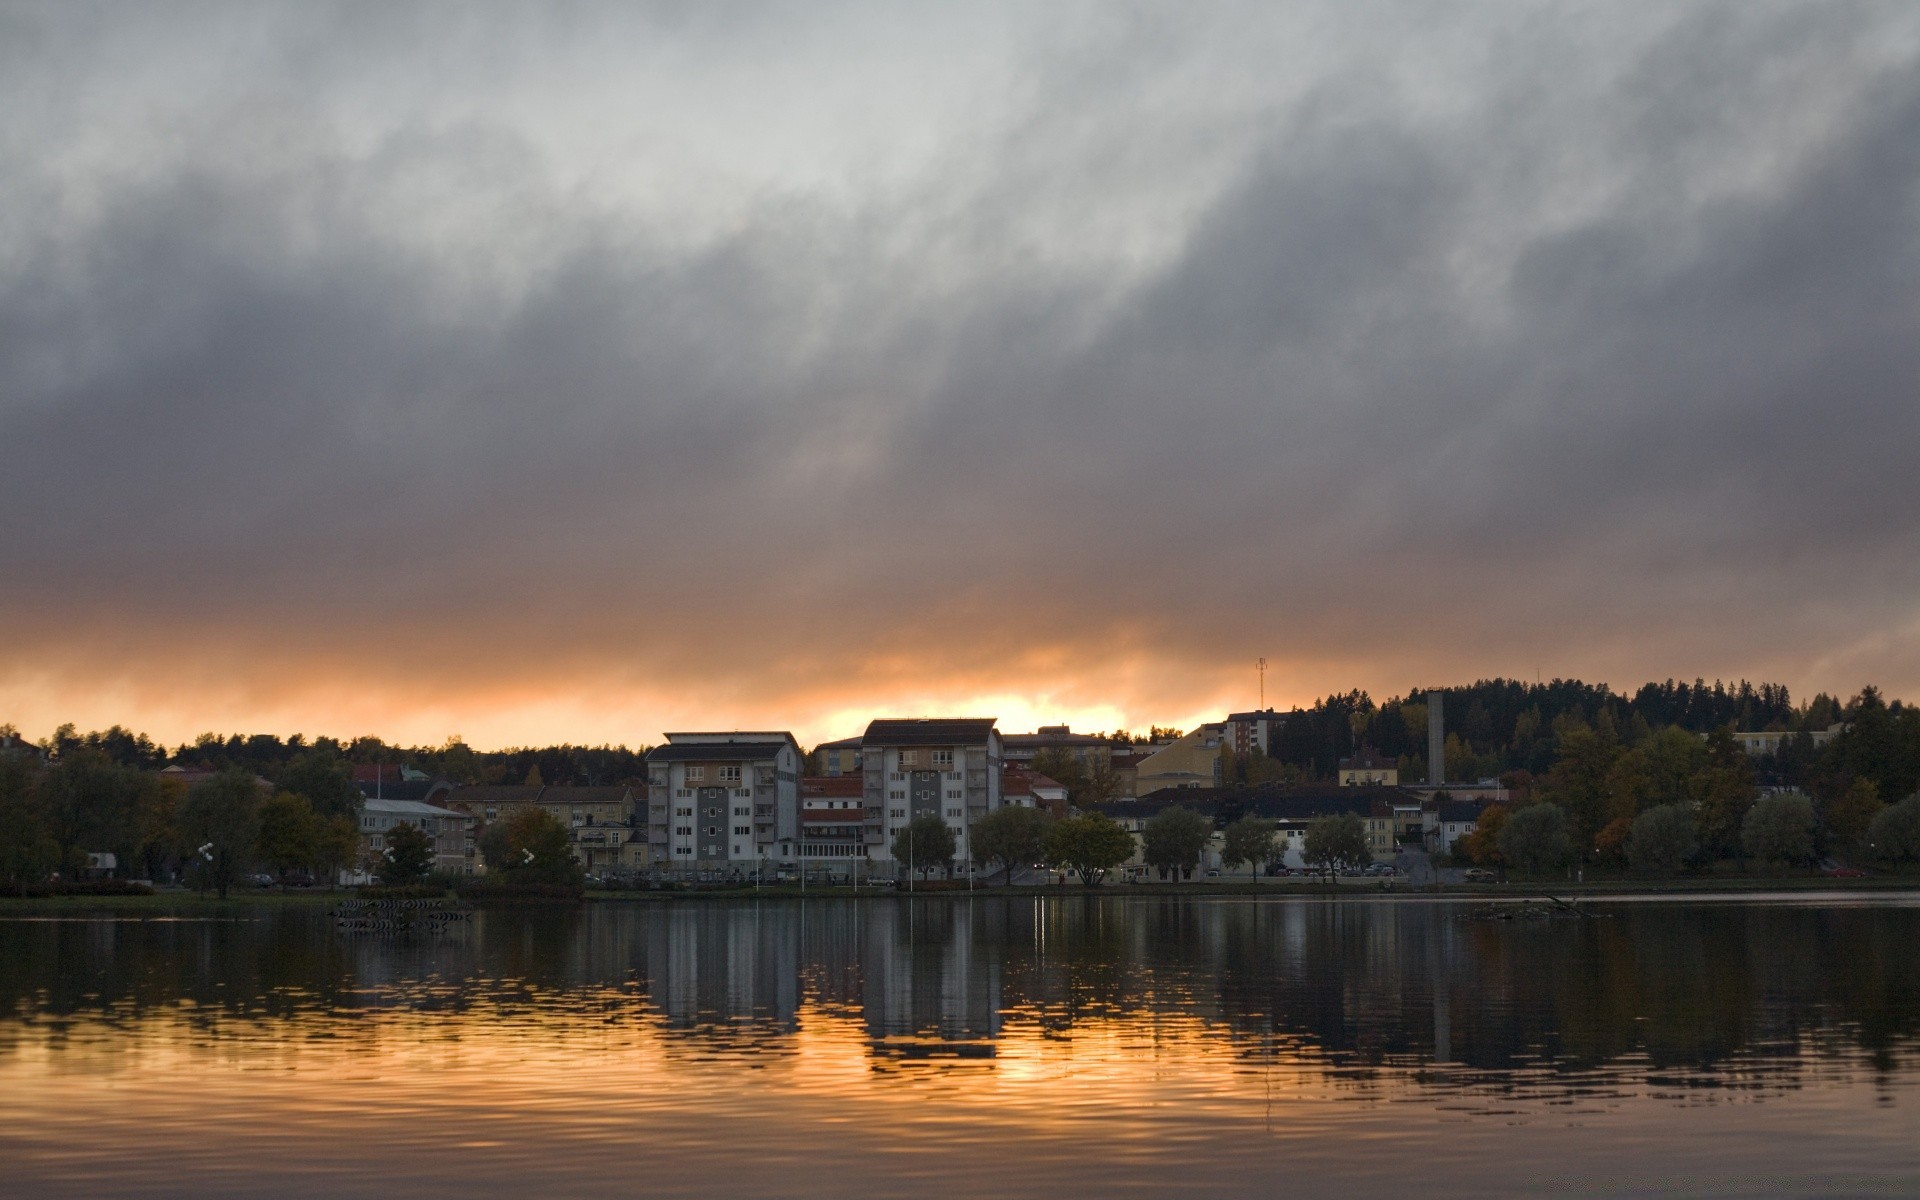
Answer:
xmin=861 ymin=718 xmax=1004 ymax=870
xmin=645 ymin=733 xmax=803 ymax=873
xmin=359 ymin=797 xmax=476 ymax=877
xmin=1338 ymin=748 xmax=1400 ymax=787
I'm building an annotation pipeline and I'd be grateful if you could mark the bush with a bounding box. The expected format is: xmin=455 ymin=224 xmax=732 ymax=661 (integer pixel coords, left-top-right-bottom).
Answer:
xmin=356 ymin=884 xmax=449 ymax=901
xmin=2 ymin=879 xmax=157 ymax=899
xmin=455 ymin=878 xmax=585 ymax=905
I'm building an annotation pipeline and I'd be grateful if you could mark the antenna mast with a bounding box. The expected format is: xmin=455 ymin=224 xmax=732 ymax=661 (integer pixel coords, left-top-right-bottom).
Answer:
xmin=1256 ymin=657 xmax=1267 ymax=710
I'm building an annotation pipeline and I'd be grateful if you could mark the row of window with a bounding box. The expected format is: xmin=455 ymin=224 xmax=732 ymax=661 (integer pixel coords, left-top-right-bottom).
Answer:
xmin=683 ymin=766 xmax=744 ymax=784
xmin=895 ymin=750 xmax=955 ymax=768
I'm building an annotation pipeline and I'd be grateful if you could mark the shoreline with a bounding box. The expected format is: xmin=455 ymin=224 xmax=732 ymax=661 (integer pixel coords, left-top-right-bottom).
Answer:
xmin=2 ymin=873 xmax=1916 ymax=910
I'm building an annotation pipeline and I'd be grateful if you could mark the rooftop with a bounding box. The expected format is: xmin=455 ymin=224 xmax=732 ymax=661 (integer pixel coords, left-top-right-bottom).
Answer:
xmin=862 ymin=718 xmax=998 ymax=747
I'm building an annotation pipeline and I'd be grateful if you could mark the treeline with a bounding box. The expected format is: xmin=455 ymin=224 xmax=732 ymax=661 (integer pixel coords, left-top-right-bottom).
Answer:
xmin=1269 ymin=677 xmax=1835 ymax=784
xmin=27 ymin=725 xmax=651 ymax=787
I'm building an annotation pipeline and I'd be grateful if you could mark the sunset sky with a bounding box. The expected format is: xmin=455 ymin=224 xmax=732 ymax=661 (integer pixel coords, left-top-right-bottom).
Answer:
xmin=4 ymin=2 xmax=1919 ymax=750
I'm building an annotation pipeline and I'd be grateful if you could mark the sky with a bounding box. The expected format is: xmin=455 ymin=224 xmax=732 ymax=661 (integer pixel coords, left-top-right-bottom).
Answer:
xmin=3 ymin=1 xmax=1919 ymax=751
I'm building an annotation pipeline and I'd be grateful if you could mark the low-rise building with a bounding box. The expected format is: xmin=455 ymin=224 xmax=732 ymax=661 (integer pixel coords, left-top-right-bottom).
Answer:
xmin=1001 ymin=766 xmax=1069 ymax=818
xmin=1338 ymin=747 xmax=1399 ymax=787
xmin=1001 ymin=726 xmax=1113 ymax=771
xmin=1728 ymin=724 xmax=1845 ymax=757
xmin=1424 ymin=800 xmax=1480 ymax=857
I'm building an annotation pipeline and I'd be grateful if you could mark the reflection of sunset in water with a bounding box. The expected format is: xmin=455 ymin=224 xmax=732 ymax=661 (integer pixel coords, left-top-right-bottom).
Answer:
xmin=2 ymin=896 xmax=1917 ymax=1197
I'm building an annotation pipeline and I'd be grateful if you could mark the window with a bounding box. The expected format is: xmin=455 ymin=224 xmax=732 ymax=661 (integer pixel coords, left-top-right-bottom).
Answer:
xmin=734 ymin=825 xmax=751 ymax=836
xmin=704 ymin=806 xmax=721 ymax=817
xmin=888 ymin=790 xmax=905 ymax=800
xmin=675 ymin=847 xmax=692 ymax=856
xmin=931 ymin=749 xmax=953 ymax=767
xmin=733 ymin=806 xmax=750 ymax=817
xmin=686 ymin=766 xmax=705 ymax=782
xmin=719 ymin=765 xmax=742 ymax=784
xmin=945 ymin=789 xmax=962 ymax=799
xmin=675 ymin=827 xmax=691 ymax=836
xmin=675 ymin=807 xmax=692 ymax=817
xmin=705 ymin=826 xmax=720 ymax=836
xmin=890 ymin=808 xmax=906 ymax=820
xmin=734 ymin=788 xmax=751 ymax=798
xmin=946 ymin=808 xmax=962 ymax=819
xmin=899 ymin=750 xmax=918 ymax=767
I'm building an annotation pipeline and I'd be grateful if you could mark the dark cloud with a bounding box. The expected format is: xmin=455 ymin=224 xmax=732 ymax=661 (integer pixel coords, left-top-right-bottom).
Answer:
xmin=2 ymin=1 xmax=1918 ymax=743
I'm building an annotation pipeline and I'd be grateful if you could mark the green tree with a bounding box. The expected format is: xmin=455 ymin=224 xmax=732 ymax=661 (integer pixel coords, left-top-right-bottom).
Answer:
xmin=277 ymin=749 xmax=362 ymax=820
xmin=892 ymin=814 xmax=957 ymax=879
xmin=1825 ymin=778 xmax=1884 ymax=859
xmin=1043 ymin=811 xmax=1135 ymax=887
xmin=1141 ymin=805 xmax=1211 ymax=880
xmin=1867 ymin=794 xmax=1920 ymax=865
xmin=479 ymin=807 xmax=582 ymax=885
xmin=970 ymin=805 xmax=1052 ymax=884
xmin=1742 ymin=792 xmax=1817 ymax=867
xmin=0 ymin=759 xmax=58 ymax=894
xmin=1220 ymin=816 xmax=1277 ymax=878
xmin=1029 ymin=748 xmax=1090 ymax=804
xmin=1497 ymin=802 xmax=1574 ymax=875
xmin=255 ymin=792 xmax=322 ymax=880
xmin=1695 ymin=727 xmax=1758 ymax=861
xmin=1304 ymin=812 xmax=1370 ymax=876
xmin=1628 ymin=803 xmax=1697 ymax=875
xmin=314 ymin=813 xmax=361 ymax=888
xmin=177 ymin=770 xmax=263 ymax=898
xmin=378 ymin=821 xmax=435 ymax=885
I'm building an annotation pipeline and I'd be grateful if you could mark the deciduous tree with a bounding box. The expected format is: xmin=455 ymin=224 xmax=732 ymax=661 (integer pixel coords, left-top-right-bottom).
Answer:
xmin=1742 ymin=792 xmax=1817 ymax=867
xmin=971 ymin=805 xmax=1052 ymax=884
xmin=1043 ymin=811 xmax=1135 ymax=887
xmin=1628 ymin=804 xmax=1697 ymax=875
xmin=1220 ymin=816 xmax=1277 ymax=878
xmin=891 ymin=814 xmax=956 ymax=879
xmin=1141 ymin=805 xmax=1211 ymax=880
xmin=378 ymin=822 xmax=435 ymax=885
xmin=1497 ymin=802 xmax=1574 ymax=875
xmin=1304 ymin=813 xmax=1370 ymax=875
xmin=178 ymin=770 xmax=263 ymax=898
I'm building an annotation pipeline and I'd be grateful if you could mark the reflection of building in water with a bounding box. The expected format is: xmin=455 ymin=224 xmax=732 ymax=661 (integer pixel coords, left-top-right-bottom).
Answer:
xmin=862 ymin=901 xmax=1001 ymax=1055
xmin=645 ymin=904 xmax=802 ymax=1034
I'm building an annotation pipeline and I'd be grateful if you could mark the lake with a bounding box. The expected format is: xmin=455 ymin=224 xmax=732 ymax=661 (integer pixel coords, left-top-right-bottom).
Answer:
xmin=2 ymin=893 xmax=1916 ymax=1198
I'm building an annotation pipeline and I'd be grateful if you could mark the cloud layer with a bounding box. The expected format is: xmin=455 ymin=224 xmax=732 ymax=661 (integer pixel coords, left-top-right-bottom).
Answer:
xmin=4 ymin=1 xmax=1919 ymax=746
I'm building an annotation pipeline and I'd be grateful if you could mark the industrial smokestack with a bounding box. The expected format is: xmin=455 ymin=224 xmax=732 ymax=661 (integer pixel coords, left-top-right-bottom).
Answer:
xmin=1427 ymin=690 xmax=1444 ymax=787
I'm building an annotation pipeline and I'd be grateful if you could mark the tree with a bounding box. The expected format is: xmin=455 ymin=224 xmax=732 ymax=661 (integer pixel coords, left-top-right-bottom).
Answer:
xmin=1141 ymin=805 xmax=1211 ymax=880
xmin=1742 ymin=792 xmax=1817 ymax=867
xmin=1304 ymin=813 xmax=1370 ymax=876
xmin=1695 ymin=727 xmax=1758 ymax=861
xmin=1029 ymin=749 xmax=1090 ymax=804
xmin=1220 ymin=816 xmax=1277 ymax=878
xmin=892 ymin=814 xmax=957 ymax=880
xmin=1043 ymin=811 xmax=1135 ymax=887
xmin=1628 ymin=804 xmax=1697 ymax=875
xmin=177 ymin=770 xmax=263 ymax=898
xmin=1867 ymin=794 xmax=1920 ymax=865
xmin=379 ymin=822 xmax=435 ymax=885
xmin=479 ymin=807 xmax=582 ymax=886
xmin=1825 ymin=778 xmax=1884 ymax=858
xmin=0 ymin=760 xmax=58 ymax=894
xmin=1498 ymin=803 xmax=1574 ymax=875
xmin=277 ymin=749 xmax=362 ymax=820
xmin=313 ymin=813 xmax=361 ymax=888
xmin=971 ymin=805 xmax=1052 ymax=884
xmin=255 ymin=792 xmax=322 ymax=879
xmin=1461 ymin=805 xmax=1508 ymax=868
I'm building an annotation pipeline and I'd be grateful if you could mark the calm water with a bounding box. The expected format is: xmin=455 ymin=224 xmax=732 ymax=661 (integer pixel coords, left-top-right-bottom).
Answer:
xmin=2 ymin=894 xmax=1916 ymax=1198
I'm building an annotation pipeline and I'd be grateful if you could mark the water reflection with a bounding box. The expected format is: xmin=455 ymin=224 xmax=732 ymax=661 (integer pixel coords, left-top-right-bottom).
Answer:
xmin=2 ymin=896 xmax=1917 ymax=1198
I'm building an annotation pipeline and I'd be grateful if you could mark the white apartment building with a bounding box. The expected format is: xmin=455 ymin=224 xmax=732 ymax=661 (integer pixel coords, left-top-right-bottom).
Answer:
xmin=645 ymin=732 xmax=802 ymax=872
xmin=861 ymin=718 xmax=1003 ymax=871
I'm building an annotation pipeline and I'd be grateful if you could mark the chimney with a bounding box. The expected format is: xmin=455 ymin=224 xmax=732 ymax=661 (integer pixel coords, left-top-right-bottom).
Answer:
xmin=1427 ymin=690 xmax=1444 ymax=787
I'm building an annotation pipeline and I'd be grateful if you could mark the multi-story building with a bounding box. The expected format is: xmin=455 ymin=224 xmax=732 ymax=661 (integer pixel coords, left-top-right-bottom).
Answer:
xmin=1222 ymin=709 xmax=1298 ymax=756
xmin=861 ymin=718 xmax=1003 ymax=870
xmin=813 ymin=736 xmax=864 ymax=777
xmin=441 ymin=784 xmax=644 ymax=875
xmin=801 ymin=774 xmax=869 ymax=869
xmin=1132 ymin=724 xmax=1226 ymax=793
xmin=1000 ymin=725 xmax=1113 ymax=771
xmin=645 ymin=733 xmax=803 ymax=873
xmin=358 ymin=797 xmax=476 ymax=877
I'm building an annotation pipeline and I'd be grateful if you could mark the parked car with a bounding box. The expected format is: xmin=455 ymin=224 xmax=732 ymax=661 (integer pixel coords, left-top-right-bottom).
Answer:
xmin=1824 ymin=865 xmax=1868 ymax=878
xmin=1363 ymin=863 xmax=1398 ymax=877
xmin=1463 ymin=868 xmax=1497 ymax=884
xmin=1203 ymin=869 xmax=1221 ymax=878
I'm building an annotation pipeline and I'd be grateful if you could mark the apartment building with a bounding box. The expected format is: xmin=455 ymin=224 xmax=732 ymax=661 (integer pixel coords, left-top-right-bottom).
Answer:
xmin=441 ymin=784 xmax=643 ymax=875
xmin=813 ymin=736 xmax=864 ymax=776
xmin=1222 ymin=709 xmax=1297 ymax=756
xmin=1000 ymin=725 xmax=1113 ymax=770
xmin=861 ymin=718 xmax=1003 ymax=869
xmin=645 ymin=733 xmax=803 ymax=871
xmin=359 ymin=797 xmax=476 ymax=877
